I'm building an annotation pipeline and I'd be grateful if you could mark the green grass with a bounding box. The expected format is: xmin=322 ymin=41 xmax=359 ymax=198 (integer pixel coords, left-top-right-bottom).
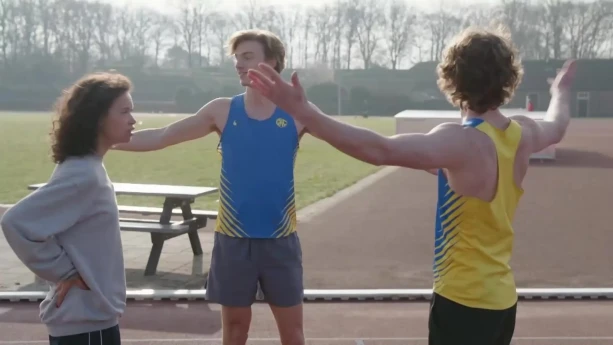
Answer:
xmin=0 ymin=112 xmax=395 ymax=211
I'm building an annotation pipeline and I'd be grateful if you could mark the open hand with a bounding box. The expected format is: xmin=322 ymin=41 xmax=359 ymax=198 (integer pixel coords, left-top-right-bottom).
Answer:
xmin=55 ymin=274 xmax=89 ymax=308
xmin=550 ymin=59 xmax=577 ymax=97
xmin=247 ymin=63 xmax=309 ymax=116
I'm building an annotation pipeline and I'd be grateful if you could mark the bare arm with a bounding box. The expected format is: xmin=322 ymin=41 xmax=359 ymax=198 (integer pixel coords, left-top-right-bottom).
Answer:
xmin=113 ymin=98 xmax=229 ymax=152
xmin=298 ymin=105 xmax=467 ymax=170
xmin=246 ymin=65 xmax=467 ymax=171
xmin=511 ymin=60 xmax=576 ymax=153
xmin=511 ymin=93 xmax=571 ymax=153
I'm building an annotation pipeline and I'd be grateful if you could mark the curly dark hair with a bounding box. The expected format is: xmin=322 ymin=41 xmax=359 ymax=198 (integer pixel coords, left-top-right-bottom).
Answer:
xmin=436 ymin=25 xmax=524 ymax=114
xmin=50 ymin=72 xmax=132 ymax=163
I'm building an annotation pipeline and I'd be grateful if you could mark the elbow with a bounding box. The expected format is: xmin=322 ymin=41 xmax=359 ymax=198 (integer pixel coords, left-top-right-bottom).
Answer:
xmin=0 ymin=208 xmax=16 ymax=233
xmin=553 ymin=126 xmax=567 ymax=144
xmin=370 ymin=153 xmax=387 ymax=166
xmin=366 ymin=142 xmax=392 ymax=167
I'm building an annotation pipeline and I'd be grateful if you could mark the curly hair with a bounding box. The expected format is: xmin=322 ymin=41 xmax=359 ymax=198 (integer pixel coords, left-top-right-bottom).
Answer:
xmin=50 ymin=72 xmax=132 ymax=163
xmin=227 ymin=29 xmax=286 ymax=73
xmin=436 ymin=25 xmax=524 ymax=114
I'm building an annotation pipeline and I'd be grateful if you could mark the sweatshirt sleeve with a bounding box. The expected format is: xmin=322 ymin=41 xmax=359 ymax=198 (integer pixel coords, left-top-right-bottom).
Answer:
xmin=0 ymin=170 xmax=98 ymax=283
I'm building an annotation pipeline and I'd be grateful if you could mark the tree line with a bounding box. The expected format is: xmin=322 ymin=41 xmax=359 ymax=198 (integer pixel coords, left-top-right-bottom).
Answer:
xmin=2 ymin=0 xmax=613 ymax=76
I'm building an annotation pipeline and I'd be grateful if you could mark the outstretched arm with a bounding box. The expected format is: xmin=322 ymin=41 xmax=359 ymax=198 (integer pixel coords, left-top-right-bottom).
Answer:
xmin=248 ymin=64 xmax=468 ymax=170
xmin=298 ymin=105 xmax=467 ymax=170
xmin=511 ymin=91 xmax=572 ymax=153
xmin=511 ymin=60 xmax=576 ymax=153
xmin=113 ymin=98 xmax=228 ymax=152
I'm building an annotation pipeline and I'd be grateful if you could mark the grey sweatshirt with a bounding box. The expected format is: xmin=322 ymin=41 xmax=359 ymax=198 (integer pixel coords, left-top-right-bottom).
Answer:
xmin=1 ymin=155 xmax=126 ymax=337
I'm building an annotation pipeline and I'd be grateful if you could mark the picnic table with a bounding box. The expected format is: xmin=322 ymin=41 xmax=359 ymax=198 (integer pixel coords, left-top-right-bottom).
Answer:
xmin=27 ymin=182 xmax=218 ymax=276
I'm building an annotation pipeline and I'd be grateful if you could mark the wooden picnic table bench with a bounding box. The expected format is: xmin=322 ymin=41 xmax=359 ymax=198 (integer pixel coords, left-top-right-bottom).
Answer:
xmin=28 ymin=182 xmax=218 ymax=276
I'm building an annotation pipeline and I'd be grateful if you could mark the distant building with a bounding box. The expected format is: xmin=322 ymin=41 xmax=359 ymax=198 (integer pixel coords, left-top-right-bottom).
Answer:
xmin=406 ymin=59 xmax=613 ymax=117
xmin=511 ymin=59 xmax=613 ymax=118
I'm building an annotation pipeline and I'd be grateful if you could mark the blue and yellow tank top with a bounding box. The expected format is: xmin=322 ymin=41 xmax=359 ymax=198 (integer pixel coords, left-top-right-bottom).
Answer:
xmin=433 ymin=117 xmax=523 ymax=310
xmin=215 ymin=94 xmax=298 ymax=239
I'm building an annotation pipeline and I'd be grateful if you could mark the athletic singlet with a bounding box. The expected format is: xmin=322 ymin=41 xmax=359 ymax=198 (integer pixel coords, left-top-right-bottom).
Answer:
xmin=214 ymin=94 xmax=299 ymax=239
xmin=432 ymin=117 xmax=523 ymax=310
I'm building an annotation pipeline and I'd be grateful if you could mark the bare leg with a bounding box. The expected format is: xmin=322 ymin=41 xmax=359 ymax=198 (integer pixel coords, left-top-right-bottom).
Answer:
xmin=222 ymin=306 xmax=252 ymax=345
xmin=270 ymin=303 xmax=305 ymax=345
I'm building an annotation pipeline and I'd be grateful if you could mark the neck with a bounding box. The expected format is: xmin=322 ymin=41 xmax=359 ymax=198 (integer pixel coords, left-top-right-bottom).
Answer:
xmin=96 ymin=140 xmax=110 ymax=159
xmin=244 ymin=87 xmax=274 ymax=107
xmin=462 ymin=108 xmax=503 ymax=120
xmin=463 ymin=108 xmax=511 ymax=128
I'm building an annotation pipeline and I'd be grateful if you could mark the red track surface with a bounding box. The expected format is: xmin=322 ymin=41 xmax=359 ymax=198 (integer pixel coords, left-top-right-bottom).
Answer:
xmin=296 ymin=119 xmax=613 ymax=289
xmin=1 ymin=301 xmax=613 ymax=344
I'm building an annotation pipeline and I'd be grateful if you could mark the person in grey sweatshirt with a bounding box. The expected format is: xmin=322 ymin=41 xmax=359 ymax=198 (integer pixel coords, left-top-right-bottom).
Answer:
xmin=1 ymin=71 xmax=136 ymax=345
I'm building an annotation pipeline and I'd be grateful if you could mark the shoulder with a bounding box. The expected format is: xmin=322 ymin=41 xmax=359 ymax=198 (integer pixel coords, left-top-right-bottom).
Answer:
xmin=508 ymin=114 xmax=536 ymax=127
xmin=508 ymin=115 xmax=542 ymax=136
xmin=198 ymin=97 xmax=233 ymax=117
xmin=508 ymin=114 xmax=538 ymax=140
xmin=194 ymin=97 xmax=233 ymax=129
xmin=428 ymin=121 xmax=470 ymax=140
xmin=54 ymin=156 xmax=103 ymax=189
xmin=431 ymin=121 xmax=465 ymax=131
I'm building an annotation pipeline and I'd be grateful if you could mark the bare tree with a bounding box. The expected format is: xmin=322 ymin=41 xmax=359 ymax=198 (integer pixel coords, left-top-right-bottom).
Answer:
xmin=149 ymin=13 xmax=172 ymax=67
xmin=91 ymin=1 xmax=114 ymax=67
xmin=384 ymin=0 xmax=414 ymax=69
xmin=500 ymin=0 xmax=540 ymax=57
xmin=565 ymin=0 xmax=613 ymax=59
xmin=234 ymin=0 xmax=266 ymax=29
xmin=543 ymin=0 xmax=565 ymax=59
xmin=461 ymin=3 xmax=503 ymax=29
xmin=330 ymin=2 xmax=344 ymax=69
xmin=0 ymin=0 xmax=15 ymax=65
xmin=354 ymin=0 xmax=385 ymax=69
xmin=311 ymin=5 xmax=336 ymax=65
xmin=131 ymin=8 xmax=155 ymax=67
xmin=18 ymin=0 xmax=36 ymax=56
xmin=300 ymin=10 xmax=313 ymax=67
xmin=342 ymin=0 xmax=360 ymax=69
xmin=210 ymin=11 xmax=233 ymax=65
xmin=114 ymin=6 xmax=137 ymax=62
xmin=271 ymin=8 xmax=302 ymax=68
xmin=4 ymin=0 xmax=613 ymax=76
xmin=177 ymin=0 xmax=198 ymax=68
xmin=71 ymin=0 xmax=96 ymax=73
xmin=423 ymin=6 xmax=462 ymax=61
xmin=37 ymin=0 xmax=57 ymax=57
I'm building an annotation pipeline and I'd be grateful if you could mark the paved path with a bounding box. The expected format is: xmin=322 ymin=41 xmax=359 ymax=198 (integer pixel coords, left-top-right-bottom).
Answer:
xmin=0 ymin=301 xmax=612 ymax=344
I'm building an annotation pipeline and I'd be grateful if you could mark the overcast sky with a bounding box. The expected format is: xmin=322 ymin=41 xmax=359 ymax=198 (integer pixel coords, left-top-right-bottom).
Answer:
xmin=99 ymin=0 xmax=496 ymax=14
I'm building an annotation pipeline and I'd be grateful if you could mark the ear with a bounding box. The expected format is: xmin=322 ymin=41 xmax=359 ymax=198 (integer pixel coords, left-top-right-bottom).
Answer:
xmin=265 ymin=59 xmax=277 ymax=71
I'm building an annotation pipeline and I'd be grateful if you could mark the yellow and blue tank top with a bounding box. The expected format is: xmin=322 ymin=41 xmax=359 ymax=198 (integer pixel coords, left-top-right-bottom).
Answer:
xmin=433 ymin=117 xmax=523 ymax=310
xmin=214 ymin=94 xmax=298 ymax=239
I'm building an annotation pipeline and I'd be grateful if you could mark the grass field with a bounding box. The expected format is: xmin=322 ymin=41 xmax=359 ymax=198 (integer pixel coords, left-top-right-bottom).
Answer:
xmin=0 ymin=112 xmax=395 ymax=211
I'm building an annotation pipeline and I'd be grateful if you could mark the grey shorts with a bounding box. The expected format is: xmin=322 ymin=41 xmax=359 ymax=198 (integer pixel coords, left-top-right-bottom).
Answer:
xmin=205 ymin=232 xmax=303 ymax=307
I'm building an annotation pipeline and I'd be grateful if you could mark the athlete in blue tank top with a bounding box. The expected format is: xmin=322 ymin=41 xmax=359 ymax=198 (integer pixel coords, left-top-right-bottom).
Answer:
xmin=112 ymin=29 xmax=316 ymax=345
xmin=216 ymin=94 xmax=299 ymax=239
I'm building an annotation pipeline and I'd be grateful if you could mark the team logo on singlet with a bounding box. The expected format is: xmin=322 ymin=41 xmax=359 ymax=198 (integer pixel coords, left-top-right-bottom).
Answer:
xmin=276 ymin=118 xmax=287 ymax=128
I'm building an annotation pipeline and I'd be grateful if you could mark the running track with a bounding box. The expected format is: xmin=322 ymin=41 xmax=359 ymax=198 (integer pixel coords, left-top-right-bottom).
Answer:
xmin=1 ymin=301 xmax=613 ymax=344
xmin=1 ymin=119 xmax=612 ymax=344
